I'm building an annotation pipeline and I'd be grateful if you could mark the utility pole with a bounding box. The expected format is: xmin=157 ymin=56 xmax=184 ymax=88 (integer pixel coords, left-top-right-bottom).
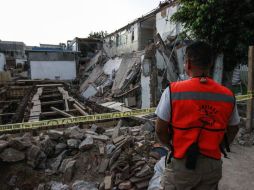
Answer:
xmin=246 ymin=46 xmax=254 ymax=133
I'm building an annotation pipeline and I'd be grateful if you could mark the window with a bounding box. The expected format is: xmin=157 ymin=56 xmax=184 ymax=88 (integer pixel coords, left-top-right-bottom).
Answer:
xmin=116 ymin=34 xmax=119 ymax=47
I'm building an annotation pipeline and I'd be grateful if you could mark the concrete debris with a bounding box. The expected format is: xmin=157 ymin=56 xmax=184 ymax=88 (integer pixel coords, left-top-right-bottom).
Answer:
xmin=9 ymin=136 xmax=32 ymax=150
xmin=60 ymin=159 xmax=76 ymax=181
xmin=0 ymin=148 xmax=25 ymax=162
xmin=47 ymin=130 xmax=64 ymax=140
xmin=50 ymin=150 xmax=67 ymax=171
xmin=142 ymin=121 xmax=155 ymax=132
xmin=104 ymin=175 xmax=112 ymax=190
xmin=49 ymin=181 xmax=69 ymax=190
xmin=64 ymin=126 xmax=85 ymax=140
xmin=118 ymin=180 xmax=133 ymax=190
xmin=72 ymin=180 xmax=98 ymax=190
xmin=106 ymin=144 xmax=116 ymax=155
xmin=39 ymin=135 xmax=55 ymax=157
xmin=26 ymin=145 xmax=46 ymax=168
xmin=67 ymin=139 xmax=81 ymax=149
xmin=79 ymin=136 xmax=94 ymax=151
xmin=0 ymin=121 xmax=161 ymax=189
xmin=0 ymin=140 xmax=8 ymax=152
xmin=55 ymin=143 xmax=67 ymax=155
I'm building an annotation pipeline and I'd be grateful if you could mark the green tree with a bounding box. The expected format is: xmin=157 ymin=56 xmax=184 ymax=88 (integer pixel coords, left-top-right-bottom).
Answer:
xmin=171 ymin=0 xmax=254 ymax=70
xmin=88 ymin=31 xmax=108 ymax=39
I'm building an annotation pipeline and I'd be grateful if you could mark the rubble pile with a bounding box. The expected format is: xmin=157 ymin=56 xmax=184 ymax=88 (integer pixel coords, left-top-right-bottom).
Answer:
xmin=235 ymin=118 xmax=254 ymax=146
xmin=0 ymin=121 xmax=166 ymax=190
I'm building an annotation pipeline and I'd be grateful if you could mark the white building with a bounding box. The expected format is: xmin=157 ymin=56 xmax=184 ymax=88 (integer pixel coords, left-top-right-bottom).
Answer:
xmin=26 ymin=49 xmax=77 ymax=80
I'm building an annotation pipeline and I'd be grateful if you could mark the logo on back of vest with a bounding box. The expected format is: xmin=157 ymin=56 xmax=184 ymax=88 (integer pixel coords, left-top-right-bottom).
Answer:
xmin=198 ymin=105 xmax=218 ymax=126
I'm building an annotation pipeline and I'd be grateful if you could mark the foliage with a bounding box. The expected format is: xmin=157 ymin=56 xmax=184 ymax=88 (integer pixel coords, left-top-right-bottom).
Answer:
xmin=88 ymin=31 xmax=108 ymax=39
xmin=171 ymin=0 xmax=254 ymax=70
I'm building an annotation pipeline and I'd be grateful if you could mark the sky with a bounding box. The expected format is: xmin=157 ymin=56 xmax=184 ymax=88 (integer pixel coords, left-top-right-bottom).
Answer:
xmin=0 ymin=0 xmax=162 ymax=46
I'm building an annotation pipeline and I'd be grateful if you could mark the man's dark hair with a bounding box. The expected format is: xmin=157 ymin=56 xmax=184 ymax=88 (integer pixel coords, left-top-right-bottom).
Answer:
xmin=185 ymin=41 xmax=213 ymax=69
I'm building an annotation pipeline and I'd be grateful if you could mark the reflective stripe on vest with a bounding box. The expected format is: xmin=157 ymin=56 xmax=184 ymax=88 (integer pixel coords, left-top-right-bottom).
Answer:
xmin=171 ymin=92 xmax=235 ymax=103
xmin=170 ymin=78 xmax=235 ymax=160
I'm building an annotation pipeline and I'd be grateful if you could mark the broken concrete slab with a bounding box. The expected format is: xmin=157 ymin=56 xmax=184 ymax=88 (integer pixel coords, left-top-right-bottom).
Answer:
xmin=55 ymin=143 xmax=67 ymax=155
xmin=64 ymin=126 xmax=85 ymax=140
xmin=0 ymin=148 xmax=25 ymax=162
xmin=9 ymin=137 xmax=32 ymax=150
xmin=98 ymin=142 xmax=105 ymax=155
xmin=72 ymin=180 xmax=98 ymax=190
xmin=104 ymin=175 xmax=112 ymax=190
xmin=113 ymin=135 xmax=126 ymax=145
xmin=59 ymin=158 xmax=76 ymax=182
xmin=67 ymin=139 xmax=81 ymax=149
xmin=135 ymin=180 xmax=150 ymax=189
xmin=89 ymin=135 xmax=109 ymax=142
xmin=118 ymin=181 xmax=133 ymax=190
xmin=47 ymin=130 xmax=64 ymax=140
xmin=79 ymin=136 xmax=94 ymax=151
xmin=0 ymin=140 xmax=8 ymax=152
xmin=50 ymin=150 xmax=67 ymax=171
xmin=112 ymin=120 xmax=123 ymax=139
xmin=106 ymin=144 xmax=116 ymax=155
xmin=39 ymin=135 xmax=55 ymax=157
xmin=49 ymin=181 xmax=69 ymax=190
xmin=141 ymin=121 xmax=155 ymax=132
xmin=98 ymin=158 xmax=109 ymax=174
xmin=135 ymin=165 xmax=153 ymax=178
xmin=129 ymin=174 xmax=153 ymax=183
xmin=26 ymin=145 xmax=46 ymax=169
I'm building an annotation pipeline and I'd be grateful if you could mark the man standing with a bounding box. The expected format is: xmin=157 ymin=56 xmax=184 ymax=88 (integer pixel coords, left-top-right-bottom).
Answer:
xmin=155 ymin=41 xmax=240 ymax=190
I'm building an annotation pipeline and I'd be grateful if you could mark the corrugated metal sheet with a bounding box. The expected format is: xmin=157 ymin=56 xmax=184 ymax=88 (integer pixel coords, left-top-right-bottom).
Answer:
xmin=231 ymin=64 xmax=248 ymax=87
xmin=240 ymin=64 xmax=248 ymax=86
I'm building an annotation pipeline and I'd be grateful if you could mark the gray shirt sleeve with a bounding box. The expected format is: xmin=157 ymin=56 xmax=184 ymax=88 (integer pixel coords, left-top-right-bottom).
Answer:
xmin=155 ymin=87 xmax=171 ymax=122
xmin=228 ymin=103 xmax=240 ymax=126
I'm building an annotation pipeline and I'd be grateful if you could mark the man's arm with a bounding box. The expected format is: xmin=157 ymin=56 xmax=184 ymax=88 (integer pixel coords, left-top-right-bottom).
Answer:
xmin=226 ymin=102 xmax=240 ymax=144
xmin=226 ymin=125 xmax=239 ymax=144
xmin=155 ymin=117 xmax=170 ymax=148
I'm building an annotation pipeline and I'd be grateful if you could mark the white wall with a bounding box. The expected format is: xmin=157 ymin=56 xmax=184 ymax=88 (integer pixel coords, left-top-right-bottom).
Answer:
xmin=156 ymin=5 xmax=180 ymax=41
xmin=30 ymin=61 xmax=76 ymax=80
xmin=103 ymin=23 xmax=140 ymax=57
xmin=141 ymin=55 xmax=151 ymax=108
xmin=0 ymin=53 xmax=6 ymax=71
xmin=103 ymin=57 xmax=122 ymax=78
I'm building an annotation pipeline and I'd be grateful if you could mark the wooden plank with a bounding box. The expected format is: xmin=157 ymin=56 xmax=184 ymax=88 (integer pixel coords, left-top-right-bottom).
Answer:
xmin=36 ymin=84 xmax=63 ymax=87
xmin=73 ymin=103 xmax=88 ymax=116
xmin=51 ymin=107 xmax=73 ymax=118
xmin=41 ymin=100 xmax=64 ymax=106
xmin=246 ymin=46 xmax=254 ymax=132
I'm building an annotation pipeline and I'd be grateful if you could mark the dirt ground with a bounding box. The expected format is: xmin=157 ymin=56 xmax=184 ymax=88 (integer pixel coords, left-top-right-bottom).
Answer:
xmin=219 ymin=144 xmax=254 ymax=190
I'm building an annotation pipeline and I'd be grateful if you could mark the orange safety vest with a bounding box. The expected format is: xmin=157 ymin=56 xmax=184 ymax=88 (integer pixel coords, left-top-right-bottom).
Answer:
xmin=169 ymin=77 xmax=235 ymax=160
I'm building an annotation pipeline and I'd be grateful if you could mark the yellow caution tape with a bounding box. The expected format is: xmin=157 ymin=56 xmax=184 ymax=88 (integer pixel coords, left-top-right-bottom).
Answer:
xmin=0 ymin=108 xmax=156 ymax=132
xmin=0 ymin=93 xmax=253 ymax=133
xmin=236 ymin=93 xmax=253 ymax=102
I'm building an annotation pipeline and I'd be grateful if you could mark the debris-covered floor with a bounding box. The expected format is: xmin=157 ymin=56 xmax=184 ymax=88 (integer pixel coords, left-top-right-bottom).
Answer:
xmin=0 ymin=119 xmax=166 ymax=190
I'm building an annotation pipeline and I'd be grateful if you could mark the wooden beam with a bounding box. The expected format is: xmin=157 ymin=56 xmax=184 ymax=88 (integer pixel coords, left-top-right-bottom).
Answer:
xmin=246 ymin=46 xmax=254 ymax=132
xmin=40 ymin=93 xmax=62 ymax=99
xmin=40 ymin=109 xmax=77 ymax=117
xmin=0 ymin=113 xmax=15 ymax=116
xmin=36 ymin=84 xmax=63 ymax=87
xmin=73 ymin=103 xmax=88 ymax=116
xmin=51 ymin=107 xmax=73 ymax=118
xmin=40 ymin=100 xmax=64 ymax=106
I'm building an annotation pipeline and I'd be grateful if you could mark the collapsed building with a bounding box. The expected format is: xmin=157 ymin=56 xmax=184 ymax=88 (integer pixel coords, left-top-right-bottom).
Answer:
xmin=79 ymin=1 xmax=225 ymax=110
xmin=0 ymin=1 xmax=251 ymax=190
